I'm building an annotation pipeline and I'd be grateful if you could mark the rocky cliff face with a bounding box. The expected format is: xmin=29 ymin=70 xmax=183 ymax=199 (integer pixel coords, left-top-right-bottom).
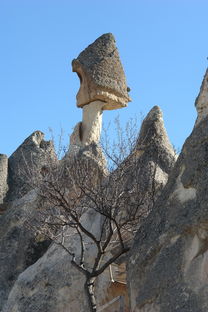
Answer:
xmin=127 ymin=68 xmax=208 ymax=312
xmin=0 ymin=132 xmax=56 ymax=310
xmin=0 ymin=191 xmax=51 ymax=311
xmin=0 ymin=154 xmax=8 ymax=204
xmin=95 ymin=106 xmax=176 ymax=311
xmin=0 ymin=105 xmax=176 ymax=312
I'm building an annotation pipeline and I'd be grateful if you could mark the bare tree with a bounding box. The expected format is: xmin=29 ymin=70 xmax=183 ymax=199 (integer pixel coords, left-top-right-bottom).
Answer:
xmin=21 ymin=120 xmax=158 ymax=312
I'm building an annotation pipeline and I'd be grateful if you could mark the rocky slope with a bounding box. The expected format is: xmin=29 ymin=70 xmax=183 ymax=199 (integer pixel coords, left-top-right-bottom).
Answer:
xmin=127 ymin=69 xmax=208 ymax=312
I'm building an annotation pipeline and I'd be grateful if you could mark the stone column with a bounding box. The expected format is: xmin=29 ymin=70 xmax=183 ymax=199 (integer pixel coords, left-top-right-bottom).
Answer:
xmin=81 ymin=101 xmax=105 ymax=145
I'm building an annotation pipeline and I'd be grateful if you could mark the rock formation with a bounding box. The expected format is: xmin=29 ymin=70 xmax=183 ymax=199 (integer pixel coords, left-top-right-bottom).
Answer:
xmin=195 ymin=69 xmax=208 ymax=126
xmin=0 ymin=154 xmax=8 ymax=204
xmin=0 ymin=190 xmax=51 ymax=311
xmin=72 ymin=33 xmax=130 ymax=110
xmin=71 ymin=33 xmax=131 ymax=148
xmin=1 ymin=105 xmax=176 ymax=312
xmin=1 ymin=32 xmax=207 ymax=312
xmin=6 ymin=131 xmax=57 ymax=201
xmin=127 ymin=68 xmax=208 ymax=312
xmin=95 ymin=105 xmax=176 ymax=311
xmin=0 ymin=131 xmax=57 ymax=310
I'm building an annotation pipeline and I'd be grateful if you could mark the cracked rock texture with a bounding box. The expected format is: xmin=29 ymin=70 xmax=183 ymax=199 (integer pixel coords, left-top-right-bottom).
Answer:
xmin=72 ymin=33 xmax=131 ymax=109
xmin=0 ymin=190 xmax=51 ymax=311
xmin=6 ymin=131 xmax=56 ymax=202
xmin=1 ymin=106 xmax=176 ymax=312
xmin=127 ymin=68 xmax=208 ymax=312
xmin=0 ymin=154 xmax=8 ymax=204
xmin=109 ymin=105 xmax=176 ymax=238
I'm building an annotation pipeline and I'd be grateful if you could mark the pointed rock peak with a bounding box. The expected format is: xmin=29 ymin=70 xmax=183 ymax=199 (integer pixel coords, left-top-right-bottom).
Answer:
xmin=136 ymin=106 xmax=176 ymax=172
xmin=195 ymin=68 xmax=208 ymax=126
xmin=23 ymin=131 xmax=45 ymax=147
xmin=11 ymin=131 xmax=55 ymax=153
xmin=72 ymin=33 xmax=131 ymax=110
xmin=137 ymin=106 xmax=171 ymax=148
xmin=143 ymin=105 xmax=162 ymax=122
xmin=7 ymin=131 xmax=57 ymax=201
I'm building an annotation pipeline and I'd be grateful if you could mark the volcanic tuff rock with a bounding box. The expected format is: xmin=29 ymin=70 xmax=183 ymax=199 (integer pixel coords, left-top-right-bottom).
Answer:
xmin=2 ymin=138 xmax=108 ymax=312
xmin=72 ymin=33 xmax=131 ymax=110
xmin=95 ymin=105 xmax=176 ymax=311
xmin=0 ymin=190 xmax=51 ymax=311
xmin=71 ymin=33 xmax=131 ymax=148
xmin=6 ymin=131 xmax=57 ymax=202
xmin=1 ymin=106 xmax=176 ymax=312
xmin=0 ymin=154 xmax=8 ymax=204
xmin=108 ymin=105 xmax=176 ymax=244
xmin=127 ymin=68 xmax=208 ymax=312
xmin=195 ymin=68 xmax=208 ymax=126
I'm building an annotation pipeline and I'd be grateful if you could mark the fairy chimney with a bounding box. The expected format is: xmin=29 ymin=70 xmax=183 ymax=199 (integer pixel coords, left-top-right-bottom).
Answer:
xmin=71 ymin=33 xmax=131 ymax=147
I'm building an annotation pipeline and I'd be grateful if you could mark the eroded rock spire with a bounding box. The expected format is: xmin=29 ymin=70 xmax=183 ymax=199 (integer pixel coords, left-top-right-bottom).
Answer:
xmin=70 ymin=33 xmax=131 ymax=148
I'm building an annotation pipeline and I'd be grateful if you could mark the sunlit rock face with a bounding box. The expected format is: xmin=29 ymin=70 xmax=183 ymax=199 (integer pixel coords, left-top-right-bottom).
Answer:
xmin=128 ymin=68 xmax=208 ymax=312
xmin=72 ymin=33 xmax=131 ymax=110
xmin=0 ymin=154 xmax=8 ymax=204
xmin=195 ymin=68 xmax=208 ymax=126
xmin=1 ymin=141 xmax=108 ymax=312
xmin=1 ymin=105 xmax=176 ymax=312
xmin=95 ymin=105 xmax=176 ymax=311
xmin=6 ymin=131 xmax=57 ymax=202
xmin=71 ymin=33 xmax=131 ymax=148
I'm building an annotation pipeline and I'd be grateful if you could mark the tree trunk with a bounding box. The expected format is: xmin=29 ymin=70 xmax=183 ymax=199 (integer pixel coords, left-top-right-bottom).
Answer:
xmin=85 ymin=277 xmax=97 ymax=312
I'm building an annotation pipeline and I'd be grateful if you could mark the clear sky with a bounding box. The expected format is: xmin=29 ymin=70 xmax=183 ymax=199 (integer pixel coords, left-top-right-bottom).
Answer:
xmin=0 ymin=0 xmax=207 ymax=156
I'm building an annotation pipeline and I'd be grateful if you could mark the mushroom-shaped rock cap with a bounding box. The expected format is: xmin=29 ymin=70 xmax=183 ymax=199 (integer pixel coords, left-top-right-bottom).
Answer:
xmin=72 ymin=33 xmax=131 ymax=110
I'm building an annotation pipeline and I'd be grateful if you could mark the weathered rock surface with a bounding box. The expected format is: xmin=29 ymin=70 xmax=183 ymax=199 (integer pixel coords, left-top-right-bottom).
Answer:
xmin=2 ymin=208 xmax=102 ymax=312
xmin=195 ymin=68 xmax=208 ymax=126
xmin=0 ymin=190 xmax=50 ymax=311
xmin=96 ymin=106 xmax=176 ymax=310
xmin=2 ymin=141 xmax=107 ymax=312
xmin=1 ymin=106 xmax=176 ymax=312
xmin=110 ymin=105 xmax=176 ymax=232
xmin=0 ymin=154 xmax=8 ymax=204
xmin=72 ymin=33 xmax=131 ymax=110
xmin=91 ymin=106 xmax=176 ymax=310
xmin=6 ymin=131 xmax=56 ymax=201
xmin=128 ymin=68 xmax=208 ymax=312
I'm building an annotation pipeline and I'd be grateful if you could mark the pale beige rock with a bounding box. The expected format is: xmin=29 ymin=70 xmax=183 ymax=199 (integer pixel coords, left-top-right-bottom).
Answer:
xmin=195 ymin=68 xmax=208 ymax=126
xmin=70 ymin=101 xmax=105 ymax=147
xmin=0 ymin=154 xmax=8 ymax=204
xmin=72 ymin=33 xmax=131 ymax=110
xmin=81 ymin=100 xmax=105 ymax=145
xmin=127 ymin=69 xmax=208 ymax=312
xmin=71 ymin=33 xmax=131 ymax=148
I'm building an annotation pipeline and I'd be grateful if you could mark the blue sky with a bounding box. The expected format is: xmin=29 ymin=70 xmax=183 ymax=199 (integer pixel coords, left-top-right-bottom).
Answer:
xmin=0 ymin=0 xmax=207 ymax=156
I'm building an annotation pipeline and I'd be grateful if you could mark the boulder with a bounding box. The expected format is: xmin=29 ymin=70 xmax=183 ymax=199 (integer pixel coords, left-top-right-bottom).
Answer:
xmin=127 ymin=68 xmax=208 ymax=312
